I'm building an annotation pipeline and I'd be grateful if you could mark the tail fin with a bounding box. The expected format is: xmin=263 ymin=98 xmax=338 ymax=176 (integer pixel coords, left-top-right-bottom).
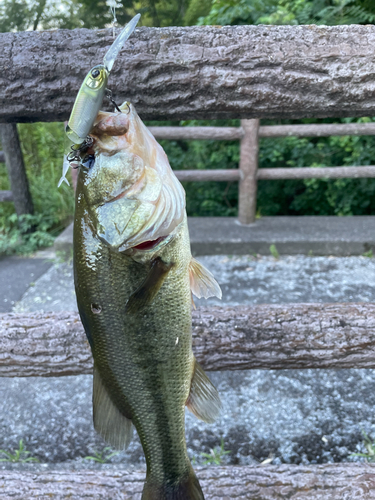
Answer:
xmin=142 ymin=468 xmax=204 ymax=500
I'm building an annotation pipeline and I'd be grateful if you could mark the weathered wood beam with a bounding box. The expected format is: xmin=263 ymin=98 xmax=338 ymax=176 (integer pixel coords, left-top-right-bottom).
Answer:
xmin=175 ymin=169 xmax=240 ymax=182
xmin=175 ymin=166 xmax=375 ymax=182
xmin=257 ymin=166 xmax=375 ymax=180
xmin=1 ymin=464 xmax=375 ymax=499
xmin=149 ymin=126 xmax=244 ymax=140
xmin=2 ymin=303 xmax=375 ymax=377
xmin=150 ymin=123 xmax=375 ymax=141
xmin=3 ymin=25 xmax=375 ymax=122
xmin=259 ymin=122 xmax=375 ymax=138
xmin=0 ymin=190 xmax=13 ymax=202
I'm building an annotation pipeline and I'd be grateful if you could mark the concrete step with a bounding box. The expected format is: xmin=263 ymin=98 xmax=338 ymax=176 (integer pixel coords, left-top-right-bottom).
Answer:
xmin=54 ymin=216 xmax=375 ymax=257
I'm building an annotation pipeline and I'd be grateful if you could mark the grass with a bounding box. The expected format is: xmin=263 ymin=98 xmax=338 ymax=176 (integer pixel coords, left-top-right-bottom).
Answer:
xmin=363 ymin=250 xmax=374 ymax=258
xmin=199 ymin=439 xmax=231 ymax=466
xmin=350 ymin=430 xmax=375 ymax=462
xmin=84 ymin=447 xmax=120 ymax=464
xmin=0 ymin=439 xmax=39 ymax=463
xmin=269 ymin=244 xmax=280 ymax=259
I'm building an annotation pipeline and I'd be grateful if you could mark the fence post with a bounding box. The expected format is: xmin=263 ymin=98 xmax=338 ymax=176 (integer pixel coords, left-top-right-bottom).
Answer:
xmin=0 ymin=124 xmax=34 ymax=217
xmin=238 ymin=119 xmax=260 ymax=224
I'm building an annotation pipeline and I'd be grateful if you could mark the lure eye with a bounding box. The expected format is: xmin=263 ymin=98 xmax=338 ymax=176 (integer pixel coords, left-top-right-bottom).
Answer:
xmin=91 ymin=69 xmax=100 ymax=78
xmin=82 ymin=155 xmax=95 ymax=170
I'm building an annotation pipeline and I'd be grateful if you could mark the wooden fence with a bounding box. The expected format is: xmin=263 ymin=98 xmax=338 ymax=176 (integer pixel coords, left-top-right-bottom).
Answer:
xmin=3 ymin=120 xmax=375 ymax=224
xmin=2 ymin=23 xmax=375 ymax=499
xmin=1 ymin=303 xmax=375 ymax=498
xmin=149 ymin=120 xmax=375 ymax=224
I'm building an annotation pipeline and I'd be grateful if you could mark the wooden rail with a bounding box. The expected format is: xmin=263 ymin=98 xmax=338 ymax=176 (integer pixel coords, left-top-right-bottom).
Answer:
xmin=2 ymin=303 xmax=375 ymax=377
xmin=4 ymin=25 xmax=375 ymax=122
xmin=149 ymin=122 xmax=375 ymax=140
xmin=1 ymin=464 xmax=375 ymax=499
xmin=149 ymin=121 xmax=375 ymax=224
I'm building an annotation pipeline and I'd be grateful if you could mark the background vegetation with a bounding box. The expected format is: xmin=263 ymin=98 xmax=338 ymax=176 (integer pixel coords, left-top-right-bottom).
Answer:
xmin=1 ymin=0 xmax=375 ymax=254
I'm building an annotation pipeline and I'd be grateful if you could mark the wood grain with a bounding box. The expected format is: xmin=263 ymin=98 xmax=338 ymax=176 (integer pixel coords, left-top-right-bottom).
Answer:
xmin=1 ymin=464 xmax=375 ymax=499
xmin=2 ymin=304 xmax=375 ymax=377
xmin=3 ymin=25 xmax=375 ymax=122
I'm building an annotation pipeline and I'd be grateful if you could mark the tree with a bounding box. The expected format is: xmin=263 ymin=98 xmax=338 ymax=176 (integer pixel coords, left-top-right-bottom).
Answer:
xmin=199 ymin=0 xmax=375 ymax=26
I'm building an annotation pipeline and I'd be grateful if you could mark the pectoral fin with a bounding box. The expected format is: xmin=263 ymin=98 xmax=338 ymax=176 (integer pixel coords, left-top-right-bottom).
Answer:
xmin=189 ymin=257 xmax=222 ymax=300
xmin=93 ymin=367 xmax=133 ymax=450
xmin=186 ymin=359 xmax=221 ymax=423
xmin=125 ymin=257 xmax=173 ymax=314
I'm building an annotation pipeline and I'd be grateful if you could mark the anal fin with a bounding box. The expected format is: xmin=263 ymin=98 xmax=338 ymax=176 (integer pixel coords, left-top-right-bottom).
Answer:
xmin=189 ymin=257 xmax=222 ymax=300
xmin=186 ymin=359 xmax=221 ymax=423
xmin=93 ymin=366 xmax=133 ymax=450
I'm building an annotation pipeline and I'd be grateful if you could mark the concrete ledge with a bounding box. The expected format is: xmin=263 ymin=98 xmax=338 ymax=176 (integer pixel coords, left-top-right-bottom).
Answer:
xmin=54 ymin=222 xmax=73 ymax=258
xmin=54 ymin=216 xmax=375 ymax=257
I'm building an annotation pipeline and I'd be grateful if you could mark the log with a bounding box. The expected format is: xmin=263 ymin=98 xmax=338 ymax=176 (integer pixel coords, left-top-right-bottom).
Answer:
xmin=0 ymin=190 xmax=13 ymax=202
xmin=149 ymin=123 xmax=375 ymax=142
xmin=0 ymin=124 xmax=33 ymax=217
xmin=148 ymin=126 xmax=243 ymax=141
xmin=3 ymin=25 xmax=375 ymax=122
xmin=2 ymin=304 xmax=375 ymax=377
xmin=175 ymin=169 xmax=240 ymax=182
xmin=257 ymin=166 xmax=375 ymax=180
xmin=175 ymin=166 xmax=375 ymax=182
xmin=259 ymin=122 xmax=375 ymax=138
xmin=1 ymin=464 xmax=375 ymax=499
xmin=238 ymin=119 xmax=259 ymax=224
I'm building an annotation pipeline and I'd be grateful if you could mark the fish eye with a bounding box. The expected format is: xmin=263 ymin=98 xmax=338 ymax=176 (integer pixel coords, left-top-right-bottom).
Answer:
xmin=81 ymin=154 xmax=95 ymax=170
xmin=91 ymin=69 xmax=100 ymax=78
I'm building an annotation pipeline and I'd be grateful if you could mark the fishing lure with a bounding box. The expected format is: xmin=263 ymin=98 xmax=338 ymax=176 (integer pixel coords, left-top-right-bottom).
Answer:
xmin=58 ymin=13 xmax=140 ymax=187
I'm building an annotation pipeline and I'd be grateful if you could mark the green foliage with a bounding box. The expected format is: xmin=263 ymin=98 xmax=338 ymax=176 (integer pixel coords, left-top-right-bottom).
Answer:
xmin=3 ymin=0 xmax=375 ymax=256
xmin=84 ymin=447 xmax=120 ymax=463
xmin=0 ymin=440 xmax=39 ymax=463
xmin=199 ymin=0 xmax=375 ymax=26
xmin=363 ymin=249 xmax=373 ymax=258
xmin=154 ymin=116 xmax=375 ymax=218
xmin=184 ymin=0 xmax=213 ymax=25
xmin=351 ymin=430 xmax=375 ymax=462
xmin=200 ymin=438 xmax=231 ymax=465
xmin=0 ymin=0 xmax=193 ymax=32
xmin=0 ymin=122 xmax=74 ymax=255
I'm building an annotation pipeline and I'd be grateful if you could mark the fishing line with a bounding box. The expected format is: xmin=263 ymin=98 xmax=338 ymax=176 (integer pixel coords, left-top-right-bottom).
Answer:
xmin=108 ymin=0 xmax=117 ymax=38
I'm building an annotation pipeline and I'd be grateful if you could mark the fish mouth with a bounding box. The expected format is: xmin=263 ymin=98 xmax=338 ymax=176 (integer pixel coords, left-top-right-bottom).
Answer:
xmin=131 ymin=236 xmax=167 ymax=251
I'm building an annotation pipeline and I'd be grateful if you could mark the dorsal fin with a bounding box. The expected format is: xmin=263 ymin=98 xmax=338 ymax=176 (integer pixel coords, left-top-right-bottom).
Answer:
xmin=93 ymin=367 xmax=133 ymax=450
xmin=189 ymin=257 xmax=222 ymax=300
xmin=186 ymin=359 xmax=221 ymax=423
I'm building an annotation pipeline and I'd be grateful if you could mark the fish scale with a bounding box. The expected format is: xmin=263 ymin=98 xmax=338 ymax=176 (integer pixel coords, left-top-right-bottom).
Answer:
xmin=75 ymin=194 xmax=195 ymax=485
xmin=73 ymin=103 xmax=222 ymax=499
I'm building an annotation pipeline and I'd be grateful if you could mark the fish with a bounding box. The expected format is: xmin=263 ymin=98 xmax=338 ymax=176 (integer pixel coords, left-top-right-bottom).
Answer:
xmin=73 ymin=102 xmax=222 ymax=499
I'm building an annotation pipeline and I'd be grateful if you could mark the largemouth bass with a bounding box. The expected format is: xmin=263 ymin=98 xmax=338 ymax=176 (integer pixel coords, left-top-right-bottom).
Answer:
xmin=74 ymin=102 xmax=222 ymax=499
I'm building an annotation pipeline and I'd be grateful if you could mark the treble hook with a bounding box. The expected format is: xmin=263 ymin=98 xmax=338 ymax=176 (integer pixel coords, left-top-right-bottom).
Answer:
xmin=67 ymin=136 xmax=94 ymax=164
